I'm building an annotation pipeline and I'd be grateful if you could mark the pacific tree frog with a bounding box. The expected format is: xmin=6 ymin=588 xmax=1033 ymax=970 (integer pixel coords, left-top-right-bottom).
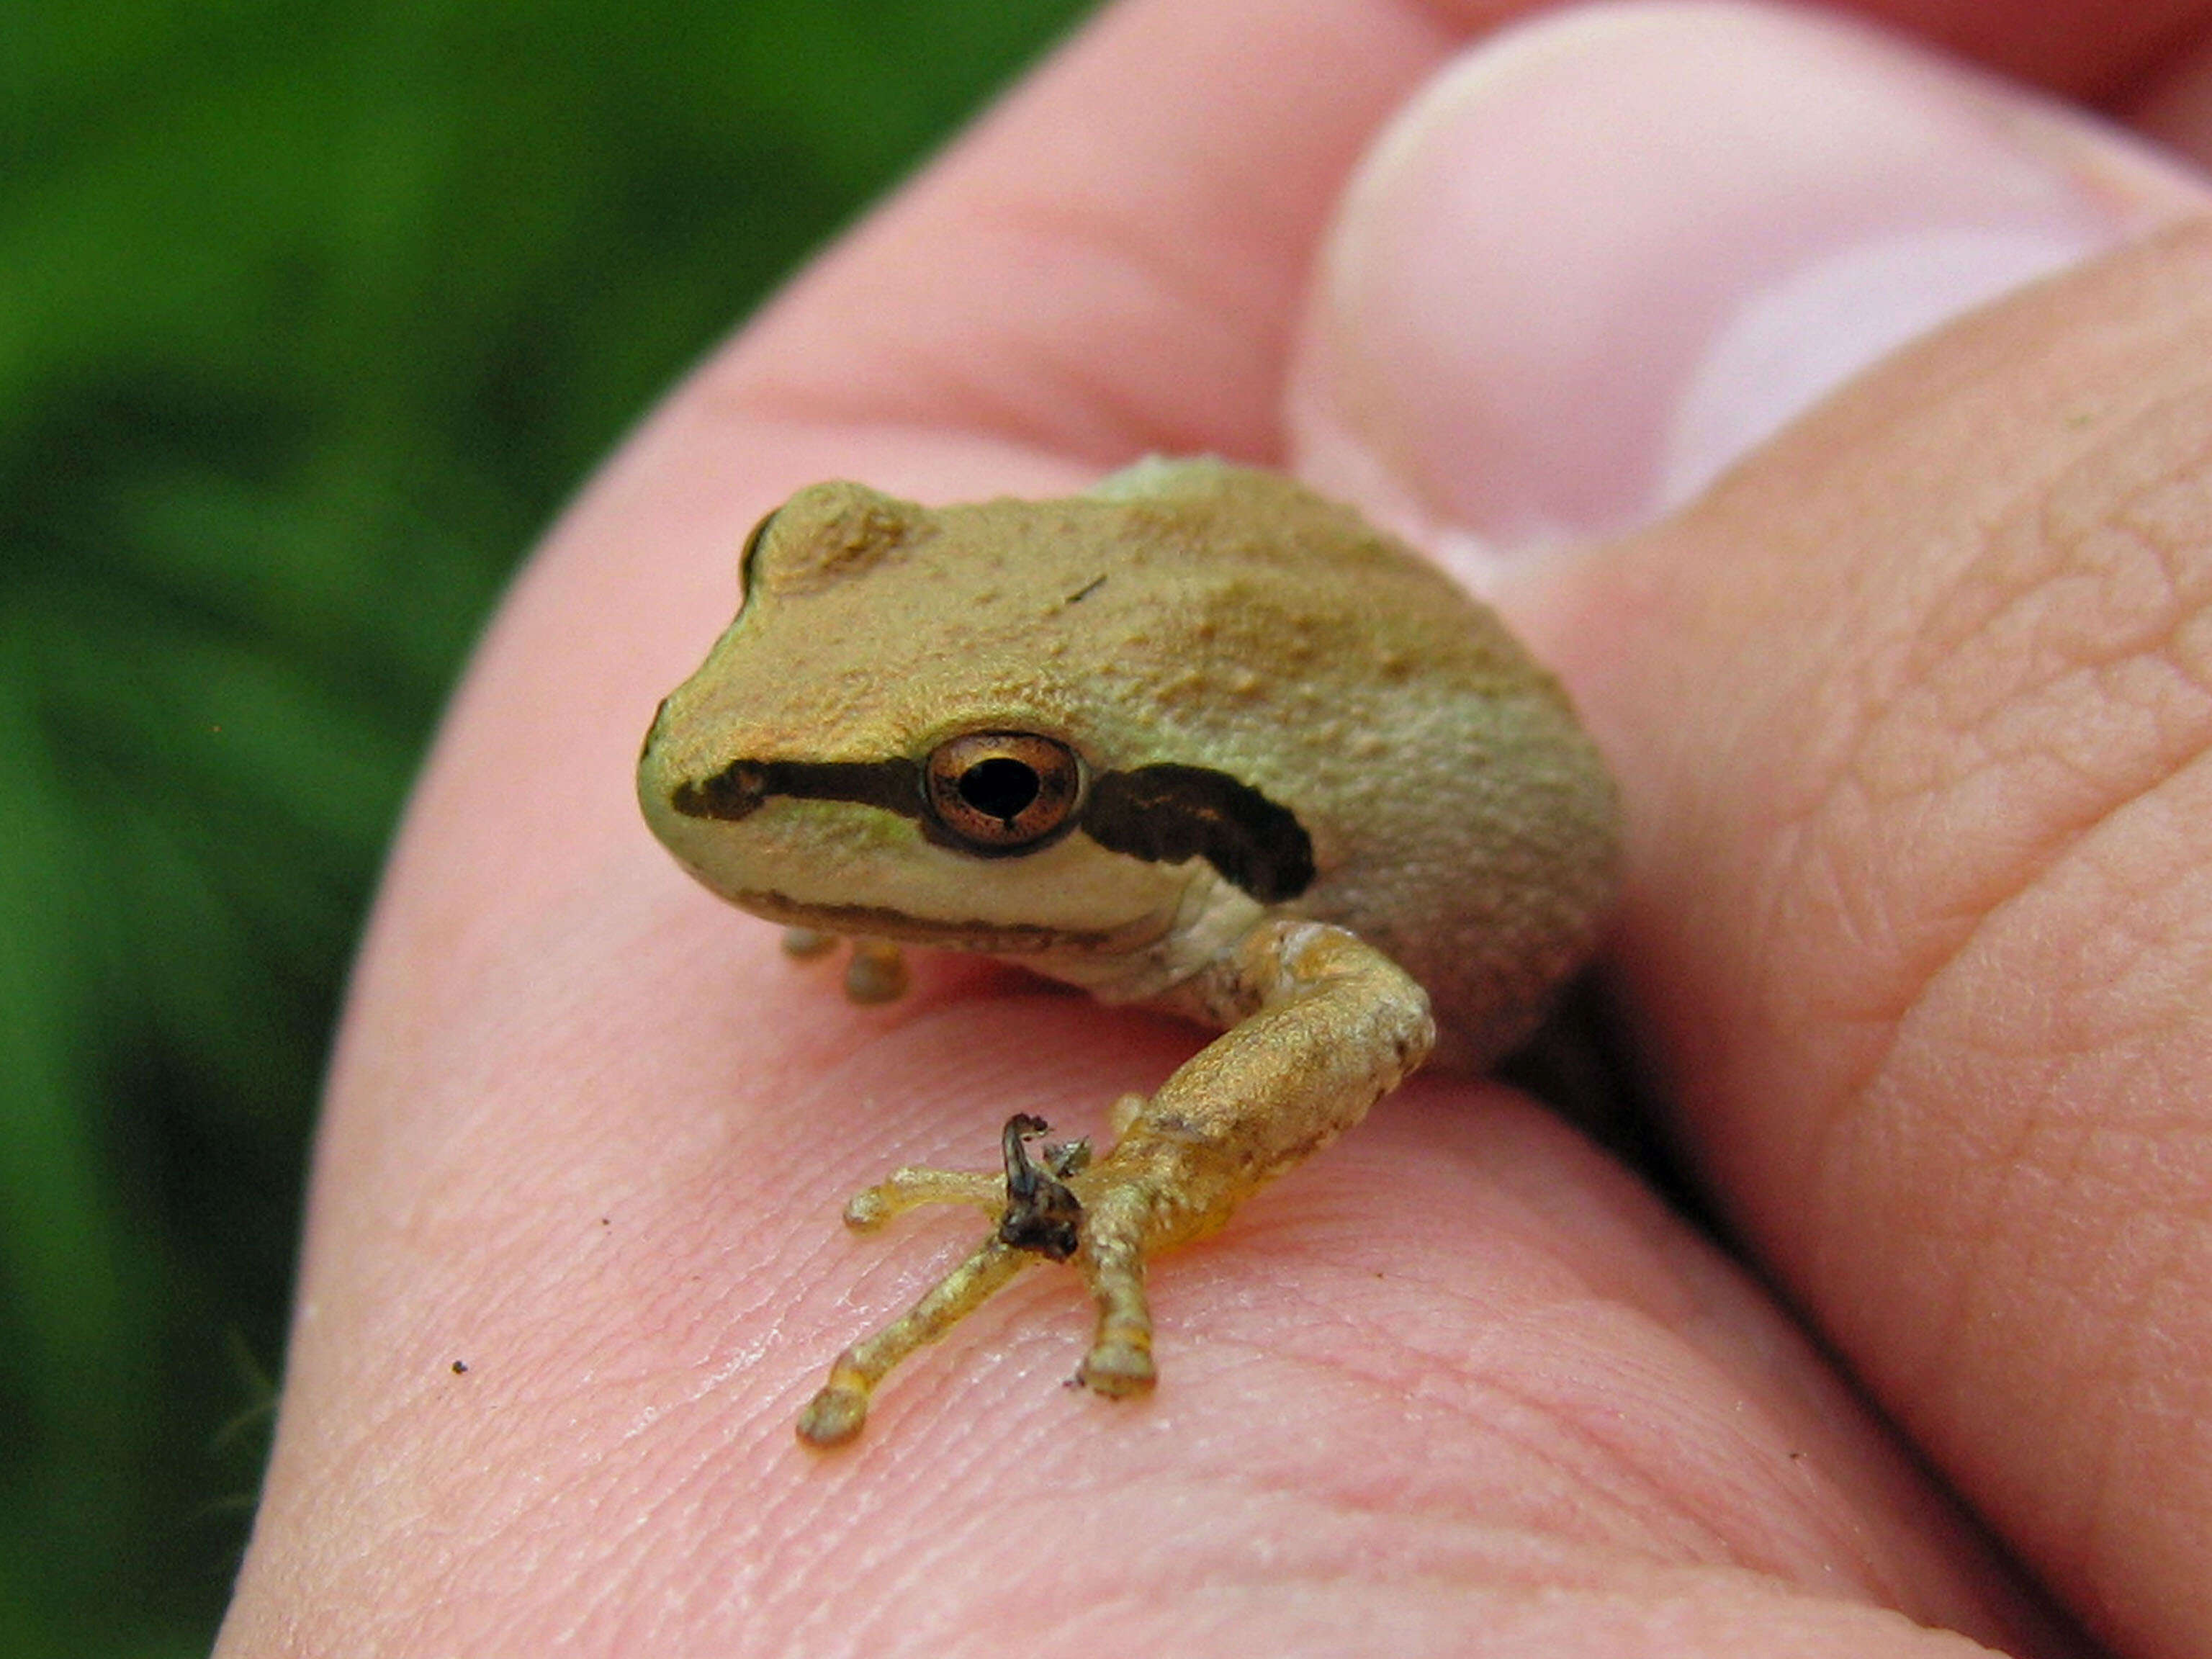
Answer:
xmin=637 ymin=458 xmax=1619 ymax=1445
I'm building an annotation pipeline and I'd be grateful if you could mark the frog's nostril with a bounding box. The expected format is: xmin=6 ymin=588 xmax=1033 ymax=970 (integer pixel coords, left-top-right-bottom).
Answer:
xmin=673 ymin=760 xmax=769 ymax=821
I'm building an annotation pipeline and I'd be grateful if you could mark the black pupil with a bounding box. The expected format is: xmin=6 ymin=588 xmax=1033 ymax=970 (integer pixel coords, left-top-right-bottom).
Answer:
xmin=958 ymin=757 xmax=1041 ymax=824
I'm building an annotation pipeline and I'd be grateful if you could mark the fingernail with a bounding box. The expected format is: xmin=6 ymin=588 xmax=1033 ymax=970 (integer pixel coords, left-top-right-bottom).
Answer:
xmin=1290 ymin=1 xmax=2206 ymax=553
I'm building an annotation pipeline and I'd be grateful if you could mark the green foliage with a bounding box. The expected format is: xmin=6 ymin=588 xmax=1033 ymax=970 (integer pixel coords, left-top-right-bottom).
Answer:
xmin=0 ymin=1 xmax=1089 ymax=1650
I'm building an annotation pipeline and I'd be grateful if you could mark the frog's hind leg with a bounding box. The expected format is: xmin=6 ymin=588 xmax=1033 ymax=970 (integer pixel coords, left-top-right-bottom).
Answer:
xmin=796 ymin=1233 xmax=1034 ymax=1447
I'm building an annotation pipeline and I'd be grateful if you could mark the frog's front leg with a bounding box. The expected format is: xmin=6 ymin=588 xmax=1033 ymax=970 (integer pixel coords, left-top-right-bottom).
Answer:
xmin=795 ymin=920 xmax=1434 ymax=1447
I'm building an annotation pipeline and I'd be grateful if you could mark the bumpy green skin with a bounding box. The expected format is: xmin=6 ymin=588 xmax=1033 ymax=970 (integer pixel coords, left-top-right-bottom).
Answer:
xmin=637 ymin=459 xmax=1621 ymax=1444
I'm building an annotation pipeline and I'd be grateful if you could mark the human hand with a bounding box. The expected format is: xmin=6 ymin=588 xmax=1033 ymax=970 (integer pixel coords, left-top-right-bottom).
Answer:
xmin=219 ymin=4 xmax=2212 ymax=1655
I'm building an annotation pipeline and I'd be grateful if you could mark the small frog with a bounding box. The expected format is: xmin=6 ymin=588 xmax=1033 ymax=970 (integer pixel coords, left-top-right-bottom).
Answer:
xmin=637 ymin=458 xmax=1619 ymax=1446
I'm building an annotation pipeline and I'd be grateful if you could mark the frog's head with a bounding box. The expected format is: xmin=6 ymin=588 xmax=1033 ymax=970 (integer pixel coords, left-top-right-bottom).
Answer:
xmin=636 ymin=480 xmax=1313 ymax=961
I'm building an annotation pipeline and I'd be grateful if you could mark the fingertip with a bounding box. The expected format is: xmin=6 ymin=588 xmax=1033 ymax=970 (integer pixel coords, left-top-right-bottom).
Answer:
xmin=1290 ymin=1 xmax=2206 ymax=560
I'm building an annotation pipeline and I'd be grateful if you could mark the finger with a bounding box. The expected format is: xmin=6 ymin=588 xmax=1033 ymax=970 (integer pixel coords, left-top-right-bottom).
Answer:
xmin=1292 ymin=8 xmax=2212 ymax=1655
xmin=1289 ymin=1 xmax=2208 ymax=563
xmin=1601 ymin=219 xmax=2212 ymax=1659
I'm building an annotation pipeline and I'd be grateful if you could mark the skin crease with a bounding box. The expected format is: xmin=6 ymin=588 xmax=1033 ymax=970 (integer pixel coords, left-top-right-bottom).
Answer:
xmin=217 ymin=3 xmax=2212 ymax=1657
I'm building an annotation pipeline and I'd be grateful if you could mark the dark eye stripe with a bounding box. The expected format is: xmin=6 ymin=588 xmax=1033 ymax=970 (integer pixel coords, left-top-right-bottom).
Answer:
xmin=670 ymin=755 xmax=1314 ymax=904
xmin=671 ymin=757 xmax=922 ymax=822
xmin=1081 ymin=765 xmax=1315 ymax=903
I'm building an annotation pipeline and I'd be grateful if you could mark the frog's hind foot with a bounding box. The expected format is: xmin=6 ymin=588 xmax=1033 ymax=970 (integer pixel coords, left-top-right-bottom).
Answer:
xmin=1064 ymin=1182 xmax=1161 ymax=1398
xmin=798 ymin=1115 xmax=1097 ymax=1448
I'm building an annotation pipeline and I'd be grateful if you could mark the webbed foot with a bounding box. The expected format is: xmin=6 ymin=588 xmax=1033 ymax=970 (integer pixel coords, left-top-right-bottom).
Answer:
xmin=795 ymin=1112 xmax=1162 ymax=1447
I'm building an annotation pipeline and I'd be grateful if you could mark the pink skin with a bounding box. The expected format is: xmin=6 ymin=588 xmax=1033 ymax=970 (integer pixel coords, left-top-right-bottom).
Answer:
xmin=220 ymin=4 xmax=2212 ymax=1656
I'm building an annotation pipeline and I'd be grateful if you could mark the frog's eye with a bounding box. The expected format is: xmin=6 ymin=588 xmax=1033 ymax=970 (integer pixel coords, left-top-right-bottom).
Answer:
xmin=923 ymin=732 xmax=1084 ymax=852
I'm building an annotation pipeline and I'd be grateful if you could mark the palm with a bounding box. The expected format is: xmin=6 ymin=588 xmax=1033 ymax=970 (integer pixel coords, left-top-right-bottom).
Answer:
xmin=220 ymin=4 xmax=2212 ymax=1655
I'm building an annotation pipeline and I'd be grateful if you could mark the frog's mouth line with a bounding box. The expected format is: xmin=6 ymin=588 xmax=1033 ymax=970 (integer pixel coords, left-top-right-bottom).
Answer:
xmin=729 ymin=888 xmax=1168 ymax=957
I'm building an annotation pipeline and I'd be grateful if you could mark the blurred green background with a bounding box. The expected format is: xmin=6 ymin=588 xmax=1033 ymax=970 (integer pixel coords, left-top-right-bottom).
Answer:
xmin=1 ymin=2 xmax=1090 ymax=1651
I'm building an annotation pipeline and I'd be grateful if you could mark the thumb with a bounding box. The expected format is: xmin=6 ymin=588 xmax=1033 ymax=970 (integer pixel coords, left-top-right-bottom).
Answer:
xmin=1294 ymin=7 xmax=2212 ymax=1658
xmin=1289 ymin=0 xmax=2204 ymax=564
